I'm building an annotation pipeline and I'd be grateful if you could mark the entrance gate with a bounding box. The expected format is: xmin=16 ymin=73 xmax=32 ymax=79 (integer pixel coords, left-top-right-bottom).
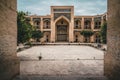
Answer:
xmin=57 ymin=25 xmax=68 ymax=42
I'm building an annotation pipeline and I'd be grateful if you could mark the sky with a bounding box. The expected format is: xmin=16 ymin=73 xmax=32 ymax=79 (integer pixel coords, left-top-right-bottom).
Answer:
xmin=17 ymin=0 xmax=107 ymax=16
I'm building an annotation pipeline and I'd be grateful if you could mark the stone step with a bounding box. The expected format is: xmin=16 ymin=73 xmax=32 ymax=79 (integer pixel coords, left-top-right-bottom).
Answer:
xmin=13 ymin=75 xmax=108 ymax=80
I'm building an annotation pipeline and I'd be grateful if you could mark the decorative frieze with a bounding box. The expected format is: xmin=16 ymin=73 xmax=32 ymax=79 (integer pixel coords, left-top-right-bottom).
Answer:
xmin=54 ymin=13 xmax=71 ymax=20
xmin=53 ymin=9 xmax=71 ymax=13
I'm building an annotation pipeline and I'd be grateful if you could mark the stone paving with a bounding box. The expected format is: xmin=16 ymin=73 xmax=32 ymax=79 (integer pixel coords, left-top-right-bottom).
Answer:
xmin=13 ymin=75 xmax=108 ymax=80
xmin=18 ymin=45 xmax=104 ymax=60
xmin=17 ymin=45 xmax=104 ymax=76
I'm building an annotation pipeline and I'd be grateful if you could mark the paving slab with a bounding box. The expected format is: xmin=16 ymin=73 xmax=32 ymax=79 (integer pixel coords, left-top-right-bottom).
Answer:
xmin=20 ymin=60 xmax=103 ymax=76
xmin=17 ymin=45 xmax=104 ymax=60
xmin=17 ymin=45 xmax=104 ymax=76
xmin=13 ymin=75 xmax=108 ymax=80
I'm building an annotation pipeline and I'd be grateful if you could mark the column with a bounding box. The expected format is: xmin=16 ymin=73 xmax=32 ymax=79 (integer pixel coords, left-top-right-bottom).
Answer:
xmin=91 ymin=17 xmax=94 ymax=30
xmin=90 ymin=17 xmax=94 ymax=43
xmin=30 ymin=17 xmax=33 ymax=25
xmin=101 ymin=16 xmax=104 ymax=25
xmin=0 ymin=0 xmax=19 ymax=80
xmin=81 ymin=17 xmax=84 ymax=30
xmin=90 ymin=35 xmax=94 ymax=43
xmin=104 ymin=0 xmax=120 ymax=80
xmin=81 ymin=17 xmax=85 ymax=42
xmin=69 ymin=22 xmax=73 ymax=42
xmin=51 ymin=20 xmax=55 ymax=42
xmin=40 ymin=17 xmax=43 ymax=32
xmin=69 ymin=19 xmax=74 ymax=42
xmin=69 ymin=7 xmax=74 ymax=43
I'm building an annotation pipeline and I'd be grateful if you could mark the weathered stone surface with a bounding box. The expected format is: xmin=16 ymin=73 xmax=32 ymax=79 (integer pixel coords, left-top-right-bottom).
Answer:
xmin=13 ymin=75 xmax=108 ymax=80
xmin=104 ymin=0 xmax=120 ymax=80
xmin=0 ymin=0 xmax=19 ymax=80
xmin=17 ymin=46 xmax=104 ymax=60
xmin=18 ymin=46 xmax=104 ymax=77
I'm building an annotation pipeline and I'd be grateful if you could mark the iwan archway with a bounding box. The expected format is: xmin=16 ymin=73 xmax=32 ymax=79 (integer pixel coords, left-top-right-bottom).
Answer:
xmin=56 ymin=19 xmax=69 ymax=42
xmin=55 ymin=16 xmax=70 ymax=42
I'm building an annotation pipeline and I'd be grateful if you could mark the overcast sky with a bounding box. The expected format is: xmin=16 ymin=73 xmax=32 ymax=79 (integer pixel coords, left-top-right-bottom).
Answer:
xmin=17 ymin=0 xmax=107 ymax=16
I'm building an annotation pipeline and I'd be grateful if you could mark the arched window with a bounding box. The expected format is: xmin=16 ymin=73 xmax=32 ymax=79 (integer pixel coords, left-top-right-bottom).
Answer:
xmin=44 ymin=20 xmax=50 ymax=29
xmin=76 ymin=21 xmax=78 ymax=25
xmin=94 ymin=21 xmax=101 ymax=29
xmin=34 ymin=21 xmax=40 ymax=29
xmin=95 ymin=35 xmax=101 ymax=43
xmin=74 ymin=20 xmax=81 ymax=29
xmin=75 ymin=21 xmax=78 ymax=28
xmin=84 ymin=20 xmax=91 ymax=29
xmin=46 ymin=21 xmax=49 ymax=28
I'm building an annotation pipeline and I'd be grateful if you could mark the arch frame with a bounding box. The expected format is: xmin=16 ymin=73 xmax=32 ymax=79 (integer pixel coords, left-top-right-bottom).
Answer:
xmin=54 ymin=15 xmax=70 ymax=24
xmin=54 ymin=16 xmax=70 ymax=42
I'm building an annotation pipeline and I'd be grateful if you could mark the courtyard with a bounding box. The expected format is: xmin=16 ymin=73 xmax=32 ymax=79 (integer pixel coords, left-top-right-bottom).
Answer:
xmin=17 ymin=45 xmax=104 ymax=76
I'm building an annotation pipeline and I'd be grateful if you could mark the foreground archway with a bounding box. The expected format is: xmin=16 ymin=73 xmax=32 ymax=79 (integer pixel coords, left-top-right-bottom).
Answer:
xmin=0 ymin=0 xmax=120 ymax=80
xmin=104 ymin=0 xmax=120 ymax=80
xmin=0 ymin=0 xmax=19 ymax=80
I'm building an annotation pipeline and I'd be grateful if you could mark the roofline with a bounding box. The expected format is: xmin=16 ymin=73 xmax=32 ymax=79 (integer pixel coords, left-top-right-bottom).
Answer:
xmin=51 ymin=5 xmax=74 ymax=7
xmin=26 ymin=11 xmax=107 ymax=17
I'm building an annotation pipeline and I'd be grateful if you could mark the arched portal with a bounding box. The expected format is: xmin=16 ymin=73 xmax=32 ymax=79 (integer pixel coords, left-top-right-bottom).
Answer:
xmin=55 ymin=18 xmax=69 ymax=42
xmin=94 ymin=33 xmax=101 ymax=43
xmin=1 ymin=1 xmax=120 ymax=80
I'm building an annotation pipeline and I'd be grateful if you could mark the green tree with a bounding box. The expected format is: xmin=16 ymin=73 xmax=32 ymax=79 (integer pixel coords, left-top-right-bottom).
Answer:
xmin=17 ymin=11 xmax=33 ymax=44
xmin=32 ymin=30 xmax=43 ymax=42
xmin=100 ymin=22 xmax=107 ymax=44
xmin=80 ymin=30 xmax=94 ymax=37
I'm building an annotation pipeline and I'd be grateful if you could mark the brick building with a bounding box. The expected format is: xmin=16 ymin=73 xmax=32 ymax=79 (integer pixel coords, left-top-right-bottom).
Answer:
xmin=26 ymin=6 xmax=107 ymax=43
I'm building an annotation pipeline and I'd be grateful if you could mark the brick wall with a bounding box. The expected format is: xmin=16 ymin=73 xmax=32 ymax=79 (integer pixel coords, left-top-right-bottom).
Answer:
xmin=104 ymin=0 xmax=120 ymax=80
xmin=0 ymin=0 xmax=19 ymax=80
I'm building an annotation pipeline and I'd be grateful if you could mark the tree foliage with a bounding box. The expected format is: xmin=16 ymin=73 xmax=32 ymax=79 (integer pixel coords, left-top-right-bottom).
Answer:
xmin=80 ymin=30 xmax=94 ymax=37
xmin=32 ymin=30 xmax=43 ymax=42
xmin=100 ymin=22 xmax=107 ymax=44
xmin=17 ymin=11 xmax=33 ymax=44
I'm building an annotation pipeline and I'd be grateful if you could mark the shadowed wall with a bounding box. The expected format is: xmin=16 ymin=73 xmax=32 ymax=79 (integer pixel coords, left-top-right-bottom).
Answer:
xmin=0 ymin=0 xmax=19 ymax=80
xmin=105 ymin=0 xmax=120 ymax=80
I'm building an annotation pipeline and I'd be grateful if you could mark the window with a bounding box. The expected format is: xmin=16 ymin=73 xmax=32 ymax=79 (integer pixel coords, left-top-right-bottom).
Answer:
xmin=84 ymin=21 xmax=91 ymax=29
xmin=84 ymin=36 xmax=90 ymax=43
xmin=34 ymin=21 xmax=40 ymax=26
xmin=95 ymin=35 xmax=101 ymax=43
xmin=94 ymin=21 xmax=101 ymax=29
xmin=75 ymin=21 xmax=78 ymax=28
xmin=46 ymin=22 xmax=49 ymax=25
xmin=46 ymin=22 xmax=49 ymax=28
xmin=54 ymin=9 xmax=71 ymax=13
xmin=74 ymin=20 xmax=81 ymax=29
xmin=34 ymin=21 xmax=40 ymax=29
xmin=76 ymin=21 xmax=78 ymax=25
xmin=61 ymin=20 xmax=64 ymax=24
xmin=75 ymin=35 xmax=78 ymax=42
xmin=46 ymin=35 xmax=49 ymax=42
xmin=44 ymin=21 xmax=50 ymax=29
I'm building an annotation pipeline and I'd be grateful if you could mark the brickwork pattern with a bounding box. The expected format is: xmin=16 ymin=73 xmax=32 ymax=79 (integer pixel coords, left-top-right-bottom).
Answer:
xmin=0 ymin=0 xmax=19 ymax=80
xmin=104 ymin=0 xmax=120 ymax=80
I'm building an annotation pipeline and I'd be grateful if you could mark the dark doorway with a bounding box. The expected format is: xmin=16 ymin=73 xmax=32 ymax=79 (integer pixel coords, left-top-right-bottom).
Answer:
xmin=57 ymin=25 xmax=68 ymax=42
